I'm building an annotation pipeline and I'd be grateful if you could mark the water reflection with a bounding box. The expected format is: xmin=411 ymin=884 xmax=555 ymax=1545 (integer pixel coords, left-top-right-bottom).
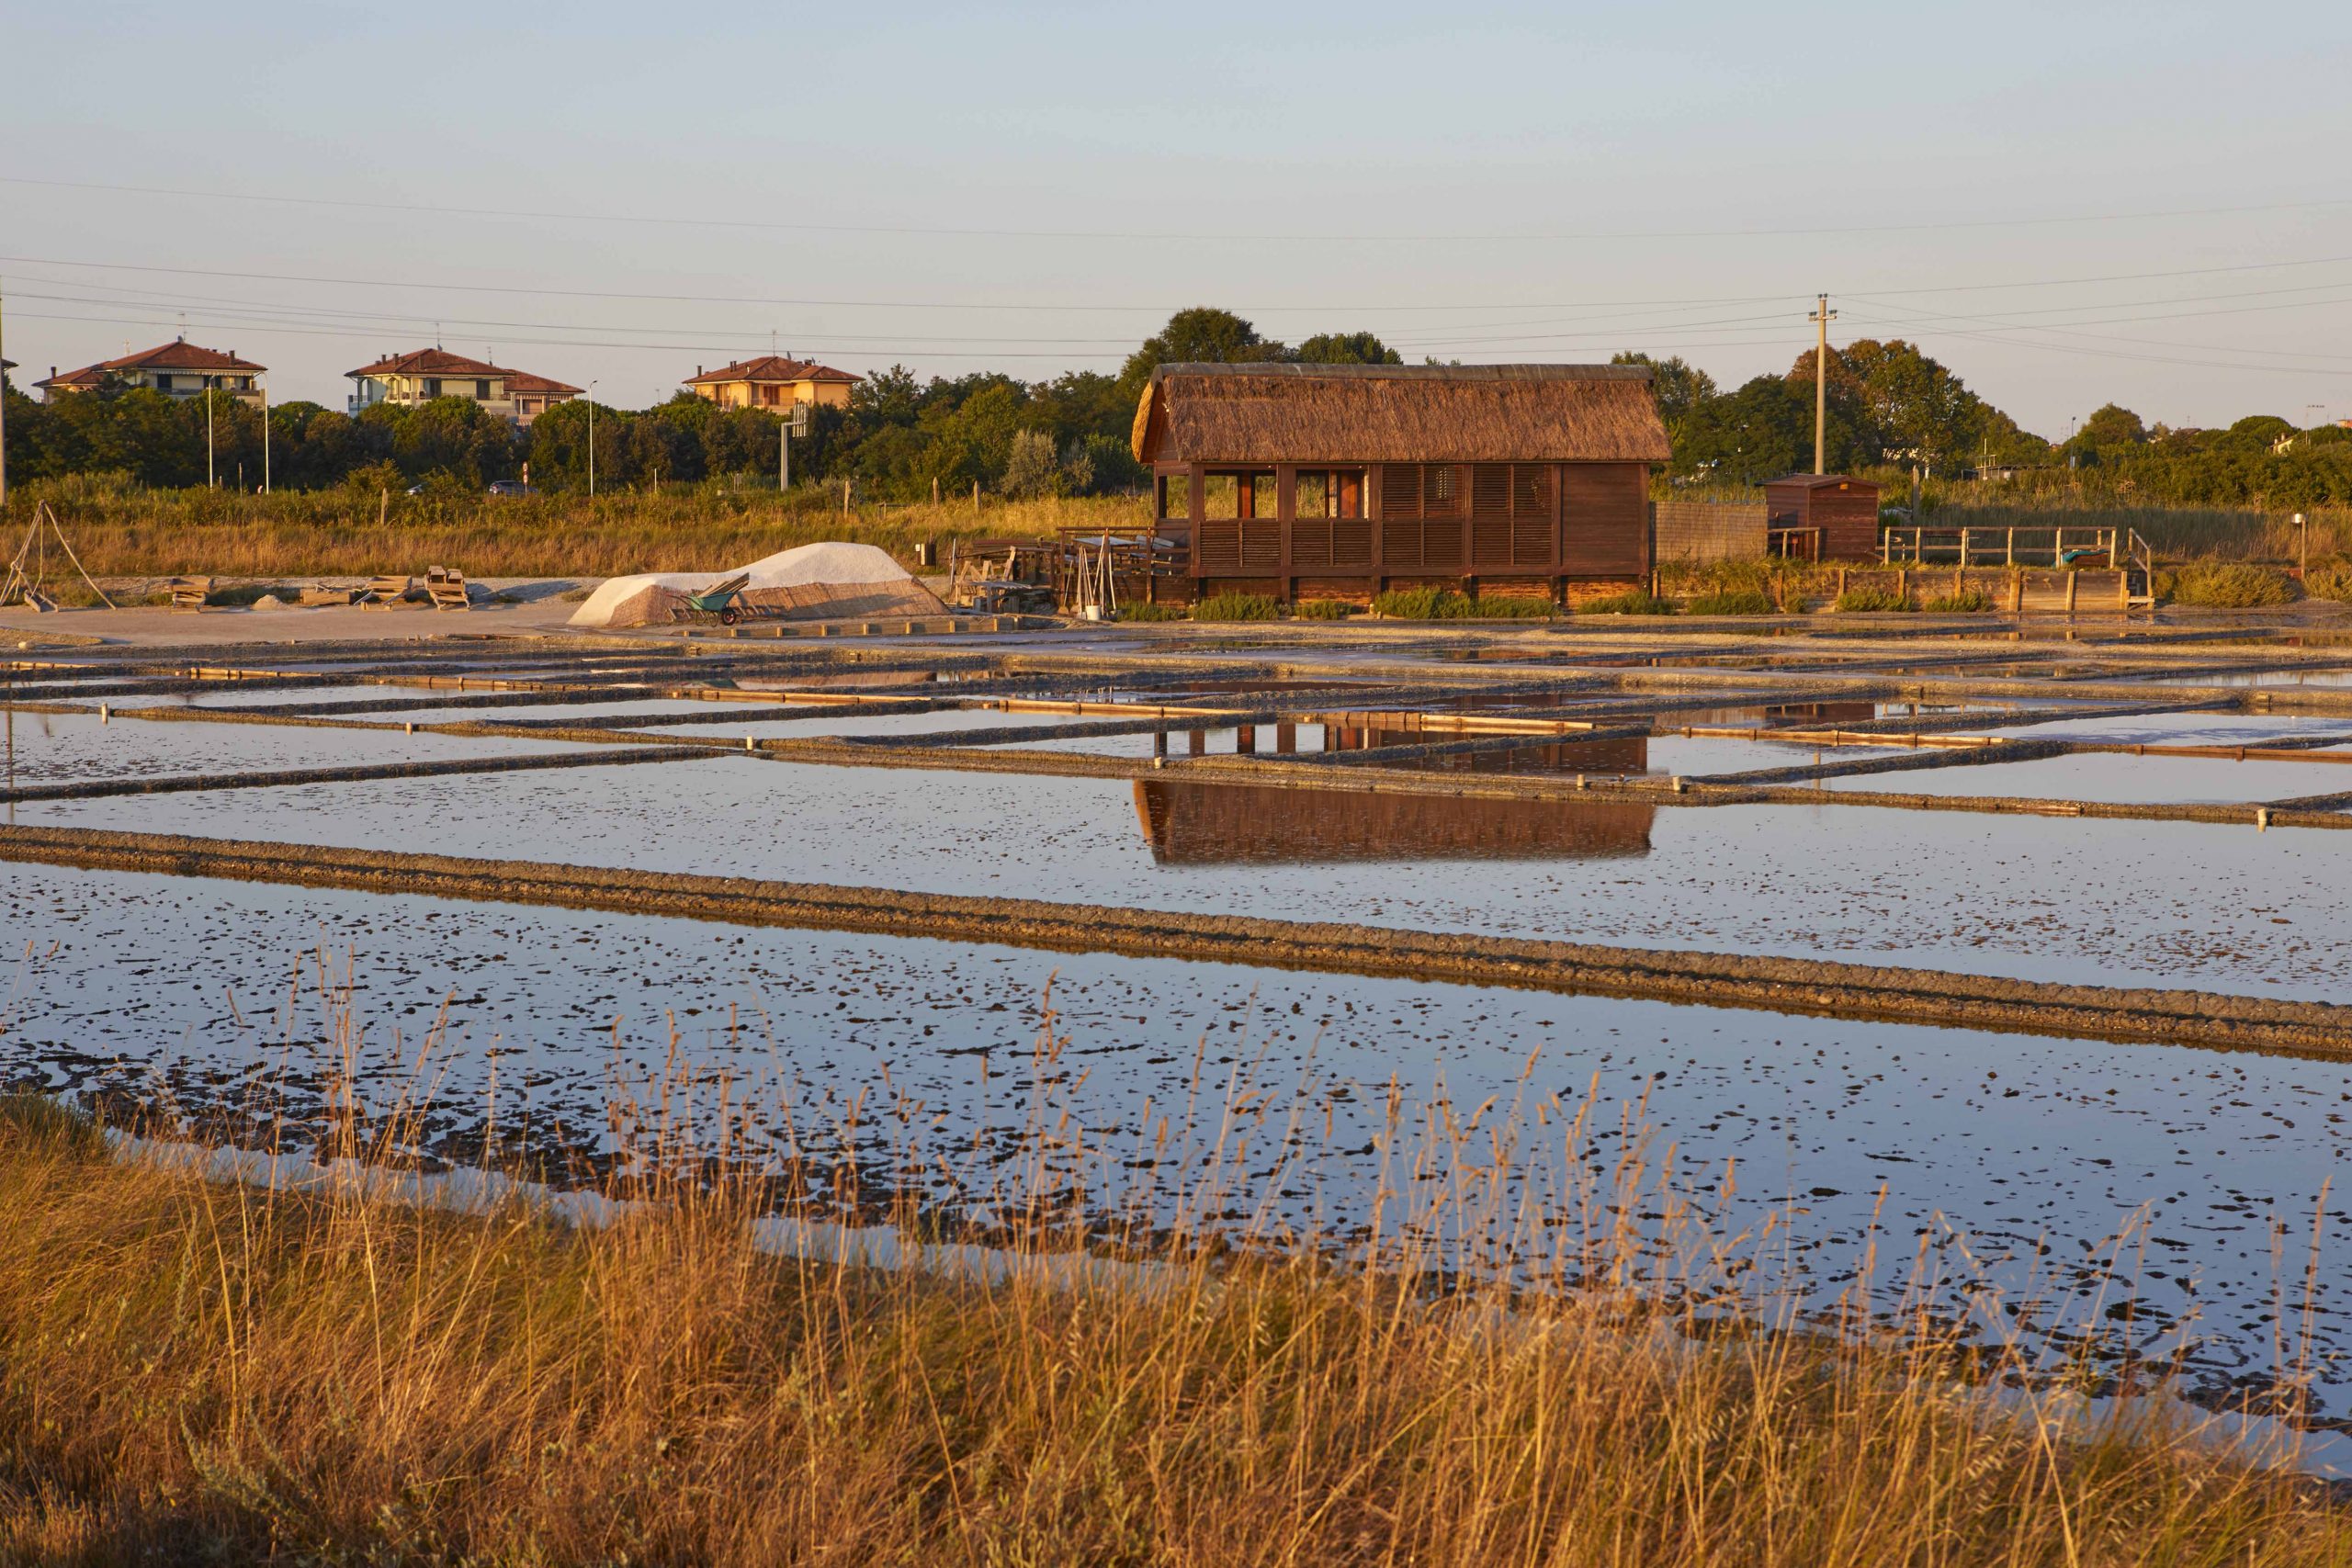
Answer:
xmin=1132 ymin=778 xmax=1655 ymax=864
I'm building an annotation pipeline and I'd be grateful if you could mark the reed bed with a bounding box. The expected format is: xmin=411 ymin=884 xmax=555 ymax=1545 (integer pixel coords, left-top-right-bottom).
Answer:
xmin=0 ymin=968 xmax=2344 ymax=1567
xmin=0 ymin=477 xmax=1148 ymax=581
xmin=1931 ymin=498 xmax=2352 ymax=564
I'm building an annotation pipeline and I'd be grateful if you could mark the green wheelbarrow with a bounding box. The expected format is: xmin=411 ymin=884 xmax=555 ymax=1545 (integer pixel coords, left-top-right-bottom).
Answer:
xmin=673 ymin=572 xmax=753 ymax=625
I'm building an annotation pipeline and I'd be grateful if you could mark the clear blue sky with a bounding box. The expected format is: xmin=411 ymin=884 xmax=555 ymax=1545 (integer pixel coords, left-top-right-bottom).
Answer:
xmin=5 ymin=0 xmax=2349 ymax=436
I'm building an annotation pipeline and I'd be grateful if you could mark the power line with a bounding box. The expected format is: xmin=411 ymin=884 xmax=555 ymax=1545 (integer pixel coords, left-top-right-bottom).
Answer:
xmin=10 ymin=171 xmax=2352 ymax=242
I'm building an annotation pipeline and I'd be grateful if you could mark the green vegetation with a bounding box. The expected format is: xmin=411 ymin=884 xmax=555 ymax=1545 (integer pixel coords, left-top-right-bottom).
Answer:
xmin=1370 ymin=587 xmax=1554 ymax=619
xmin=1578 ymin=589 xmax=1675 ymax=615
xmin=2304 ymin=559 xmax=2352 ymax=602
xmin=1835 ymin=585 xmax=1915 ymax=613
xmin=1922 ymin=589 xmax=1994 ymax=613
xmin=2165 ymin=561 xmax=2300 ymax=608
xmin=1191 ymin=591 xmax=1282 ymax=621
xmin=0 ymin=1085 xmax=2342 ymax=1564
xmin=1682 ymin=587 xmax=1775 ymax=615
xmin=1116 ymin=600 xmax=1188 ymax=622
xmin=1289 ymin=598 xmax=1356 ymax=619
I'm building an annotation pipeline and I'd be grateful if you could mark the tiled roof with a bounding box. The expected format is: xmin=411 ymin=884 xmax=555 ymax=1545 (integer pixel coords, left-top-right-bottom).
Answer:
xmin=346 ymin=348 xmax=506 ymax=378
xmin=503 ymin=369 xmax=582 ymax=396
xmin=35 ymin=364 xmax=107 ymax=390
xmin=682 ymin=355 xmax=857 ymax=386
xmin=105 ymin=339 xmax=264 ymax=373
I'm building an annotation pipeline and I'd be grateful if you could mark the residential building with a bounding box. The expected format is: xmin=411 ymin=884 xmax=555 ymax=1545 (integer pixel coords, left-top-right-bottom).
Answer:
xmin=35 ymin=338 xmax=266 ymax=404
xmin=682 ymin=355 xmax=857 ymax=412
xmin=345 ymin=349 xmax=581 ymax=427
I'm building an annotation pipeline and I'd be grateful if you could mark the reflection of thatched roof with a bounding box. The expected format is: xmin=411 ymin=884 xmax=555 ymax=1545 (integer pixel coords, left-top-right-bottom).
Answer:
xmin=1132 ymin=779 xmax=1654 ymax=865
xmin=1131 ymin=364 xmax=1670 ymax=465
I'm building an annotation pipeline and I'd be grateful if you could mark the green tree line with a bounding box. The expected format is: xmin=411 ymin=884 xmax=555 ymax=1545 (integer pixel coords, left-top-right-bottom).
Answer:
xmin=9 ymin=311 xmax=2347 ymax=509
xmin=1619 ymin=341 xmax=2352 ymax=507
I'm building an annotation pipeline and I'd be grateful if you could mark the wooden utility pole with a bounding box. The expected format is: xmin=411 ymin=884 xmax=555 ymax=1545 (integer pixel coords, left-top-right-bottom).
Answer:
xmin=0 ymin=276 xmax=8 ymax=509
xmin=261 ymin=383 xmax=270 ymax=493
xmin=1809 ymin=293 xmax=1837 ymax=475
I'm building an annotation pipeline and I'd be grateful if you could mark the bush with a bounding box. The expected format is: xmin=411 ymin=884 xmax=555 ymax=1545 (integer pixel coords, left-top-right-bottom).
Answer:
xmin=1290 ymin=599 xmax=1355 ymax=619
xmin=1371 ymin=588 xmax=1556 ymax=620
xmin=1370 ymin=586 xmax=1449 ymax=619
xmin=2300 ymin=558 xmax=2352 ymax=603
xmin=1578 ymin=590 xmax=1674 ymax=615
xmin=1921 ymin=589 xmax=1993 ymax=613
xmin=1682 ymin=588 xmax=1775 ymax=616
xmin=1118 ymin=602 xmax=1187 ymax=622
xmin=1192 ymin=592 xmax=1281 ymax=622
xmin=1834 ymin=586 xmax=1913 ymax=613
xmin=2167 ymin=561 xmax=2298 ymax=608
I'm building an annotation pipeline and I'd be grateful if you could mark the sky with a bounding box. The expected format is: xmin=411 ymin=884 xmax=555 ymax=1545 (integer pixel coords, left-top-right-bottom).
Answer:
xmin=4 ymin=0 xmax=2350 ymax=437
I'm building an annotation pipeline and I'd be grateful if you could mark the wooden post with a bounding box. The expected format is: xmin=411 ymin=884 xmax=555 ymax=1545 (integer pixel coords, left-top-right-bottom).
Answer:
xmin=932 ymin=476 xmax=940 ymax=505
xmin=2064 ymin=571 xmax=2078 ymax=615
xmin=973 ymin=479 xmax=980 ymax=513
xmin=1838 ymin=566 xmax=1848 ymax=600
xmin=2011 ymin=569 xmax=2024 ymax=614
xmin=2005 ymin=527 xmax=2015 ymax=567
xmin=1959 ymin=526 xmax=1970 ymax=568
xmin=379 ymin=487 xmax=388 ymax=528
xmin=1896 ymin=567 xmax=1907 ymax=605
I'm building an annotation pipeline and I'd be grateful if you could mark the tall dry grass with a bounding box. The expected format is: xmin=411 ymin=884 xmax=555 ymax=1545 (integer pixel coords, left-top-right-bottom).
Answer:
xmin=1929 ymin=495 xmax=2352 ymax=564
xmin=0 ymin=474 xmax=1148 ymax=580
xmin=1 ymin=985 xmax=2345 ymax=1564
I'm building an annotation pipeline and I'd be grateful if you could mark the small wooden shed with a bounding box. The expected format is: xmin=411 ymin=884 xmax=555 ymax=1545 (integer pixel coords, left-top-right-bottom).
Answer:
xmin=1131 ymin=363 xmax=1671 ymax=604
xmin=1763 ymin=474 xmax=1883 ymax=561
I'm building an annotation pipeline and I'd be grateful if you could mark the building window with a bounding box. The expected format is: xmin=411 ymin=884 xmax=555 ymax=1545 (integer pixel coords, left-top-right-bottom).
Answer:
xmin=423 ymin=378 xmax=442 ymax=398
xmin=153 ymin=374 xmax=176 ymax=392
xmin=475 ymin=379 xmax=491 ymax=400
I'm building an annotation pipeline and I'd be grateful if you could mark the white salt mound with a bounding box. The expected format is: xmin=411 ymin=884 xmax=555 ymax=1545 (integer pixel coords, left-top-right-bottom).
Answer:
xmin=568 ymin=542 xmax=915 ymax=628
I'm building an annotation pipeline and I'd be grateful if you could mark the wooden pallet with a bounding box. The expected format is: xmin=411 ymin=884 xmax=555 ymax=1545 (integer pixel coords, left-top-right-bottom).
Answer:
xmin=424 ymin=567 xmax=470 ymax=612
xmin=167 ymin=576 xmax=214 ymax=611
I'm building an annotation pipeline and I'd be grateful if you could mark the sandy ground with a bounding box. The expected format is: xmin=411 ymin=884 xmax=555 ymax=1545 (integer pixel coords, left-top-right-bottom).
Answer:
xmin=0 ymin=579 xmax=593 ymax=648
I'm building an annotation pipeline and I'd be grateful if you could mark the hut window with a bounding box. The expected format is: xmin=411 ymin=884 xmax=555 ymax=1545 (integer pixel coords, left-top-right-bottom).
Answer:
xmin=1295 ymin=471 xmax=1328 ymax=519
xmin=1424 ymin=464 xmax=1461 ymax=516
xmin=1158 ymin=473 xmax=1191 ymax=519
xmin=1203 ymin=475 xmax=1238 ymax=519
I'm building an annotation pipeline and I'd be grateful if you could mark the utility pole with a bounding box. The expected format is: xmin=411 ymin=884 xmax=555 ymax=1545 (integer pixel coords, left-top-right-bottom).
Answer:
xmin=586 ymin=381 xmax=598 ymax=498
xmin=0 ymin=276 xmax=9 ymax=510
xmin=206 ymin=388 xmax=217 ymax=489
xmin=1809 ymin=293 xmax=1837 ymax=475
xmin=779 ymin=414 xmax=789 ymax=491
xmin=261 ymin=382 xmax=270 ymax=494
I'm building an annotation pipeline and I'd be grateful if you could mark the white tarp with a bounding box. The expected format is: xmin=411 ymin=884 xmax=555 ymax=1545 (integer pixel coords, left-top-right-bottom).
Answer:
xmin=568 ymin=541 xmax=917 ymax=628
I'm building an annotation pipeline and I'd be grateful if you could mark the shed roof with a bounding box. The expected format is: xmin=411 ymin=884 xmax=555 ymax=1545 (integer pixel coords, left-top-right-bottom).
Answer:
xmin=1764 ymin=473 xmax=1877 ymax=491
xmin=1131 ymin=363 xmax=1670 ymax=466
xmin=682 ymin=355 xmax=858 ymax=387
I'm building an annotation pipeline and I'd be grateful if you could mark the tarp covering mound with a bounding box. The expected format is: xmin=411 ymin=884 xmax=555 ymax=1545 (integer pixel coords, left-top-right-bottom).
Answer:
xmin=568 ymin=542 xmax=945 ymax=629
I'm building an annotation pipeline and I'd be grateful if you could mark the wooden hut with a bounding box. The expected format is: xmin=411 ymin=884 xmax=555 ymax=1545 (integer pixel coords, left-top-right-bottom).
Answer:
xmin=1762 ymin=474 xmax=1883 ymax=561
xmin=1131 ymin=364 xmax=1671 ymax=605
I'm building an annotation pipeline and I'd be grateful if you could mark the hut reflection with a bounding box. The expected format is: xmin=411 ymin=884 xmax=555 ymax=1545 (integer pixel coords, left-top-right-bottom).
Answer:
xmin=1132 ymin=779 xmax=1655 ymax=865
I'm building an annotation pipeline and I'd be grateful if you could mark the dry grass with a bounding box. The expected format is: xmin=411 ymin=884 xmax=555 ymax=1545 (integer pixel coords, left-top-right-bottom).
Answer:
xmin=0 ymin=478 xmax=1147 ymax=580
xmin=1 ymin=1041 xmax=2344 ymax=1565
xmin=1933 ymin=496 xmax=2352 ymax=564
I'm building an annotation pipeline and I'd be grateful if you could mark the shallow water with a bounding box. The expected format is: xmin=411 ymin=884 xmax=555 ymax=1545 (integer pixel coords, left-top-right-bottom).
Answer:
xmin=20 ymin=757 xmax=2349 ymax=1001
xmin=3 ymin=865 xmax=2344 ymax=1426
xmin=0 ymin=709 xmax=593 ymax=783
xmin=1833 ymin=751 xmax=2352 ymax=806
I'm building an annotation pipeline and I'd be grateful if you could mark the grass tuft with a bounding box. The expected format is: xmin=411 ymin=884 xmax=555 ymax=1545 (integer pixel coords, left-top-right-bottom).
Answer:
xmin=1922 ymin=589 xmax=1994 ymax=613
xmin=1576 ymin=590 xmax=1675 ymax=615
xmin=1682 ymin=587 xmax=1776 ymax=615
xmin=2166 ymin=562 xmax=2299 ymax=607
xmin=1835 ymin=586 xmax=1915 ymax=613
xmin=1191 ymin=592 xmax=1281 ymax=621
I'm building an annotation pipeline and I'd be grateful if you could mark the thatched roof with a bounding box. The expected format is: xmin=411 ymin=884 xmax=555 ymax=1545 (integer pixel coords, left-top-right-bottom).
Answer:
xmin=1131 ymin=364 xmax=1670 ymax=466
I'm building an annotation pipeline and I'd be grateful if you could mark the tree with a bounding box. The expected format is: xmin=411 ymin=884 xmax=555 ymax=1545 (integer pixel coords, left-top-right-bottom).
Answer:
xmin=1678 ymin=376 xmax=1812 ymax=484
xmin=2075 ymin=404 xmax=2147 ymax=450
xmin=1611 ymin=352 xmax=1717 ymax=455
xmin=1295 ymin=332 xmax=1402 ymax=366
xmin=1117 ymin=308 xmax=1286 ymax=398
xmin=1000 ymin=428 xmax=1063 ymax=499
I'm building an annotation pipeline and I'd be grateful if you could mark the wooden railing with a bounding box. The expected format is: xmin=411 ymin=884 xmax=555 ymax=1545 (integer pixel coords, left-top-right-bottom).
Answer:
xmin=1882 ymin=525 xmax=2154 ymax=603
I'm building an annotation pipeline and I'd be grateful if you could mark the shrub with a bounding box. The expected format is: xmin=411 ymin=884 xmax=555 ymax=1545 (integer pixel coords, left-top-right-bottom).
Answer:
xmin=1191 ymin=592 xmax=1281 ymax=622
xmin=1921 ymin=589 xmax=1993 ymax=613
xmin=1682 ymin=588 xmax=1775 ymax=616
xmin=1118 ymin=601 xmax=1187 ymax=622
xmin=2166 ymin=561 xmax=2298 ymax=608
xmin=2301 ymin=558 xmax=2352 ymax=603
xmin=1834 ymin=586 xmax=1914 ymax=613
xmin=1373 ymin=588 xmax=1557 ymax=620
xmin=1578 ymin=590 xmax=1674 ymax=615
xmin=1290 ymin=599 xmax=1356 ymax=619
xmin=1371 ymin=586 xmax=1449 ymax=619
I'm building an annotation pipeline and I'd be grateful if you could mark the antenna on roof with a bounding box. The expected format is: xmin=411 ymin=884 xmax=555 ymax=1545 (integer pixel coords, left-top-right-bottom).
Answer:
xmin=435 ymin=322 xmax=443 ymax=348
xmin=770 ymin=330 xmax=777 ymax=356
